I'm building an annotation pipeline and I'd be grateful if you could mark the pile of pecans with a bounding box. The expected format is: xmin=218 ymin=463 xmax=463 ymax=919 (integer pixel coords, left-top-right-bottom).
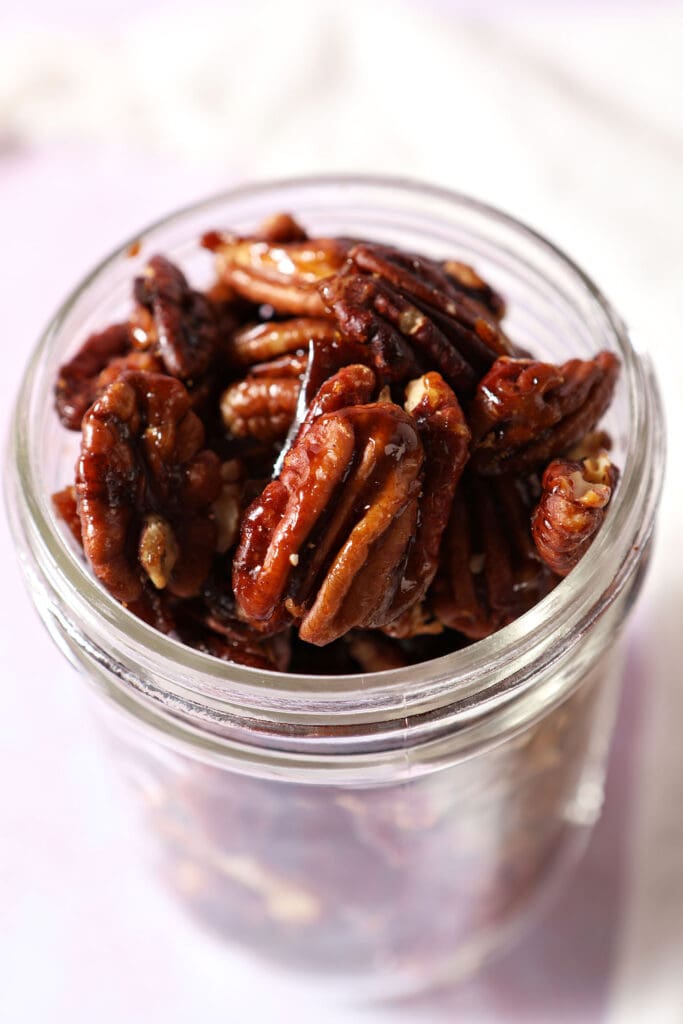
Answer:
xmin=53 ymin=213 xmax=620 ymax=673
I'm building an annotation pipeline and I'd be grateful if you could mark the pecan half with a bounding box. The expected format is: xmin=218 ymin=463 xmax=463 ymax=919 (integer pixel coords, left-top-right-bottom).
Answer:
xmin=55 ymin=323 xmax=161 ymax=430
xmin=433 ymin=474 xmax=557 ymax=639
xmin=319 ymin=258 xmax=506 ymax=396
xmin=382 ymin=372 xmax=470 ymax=633
xmin=226 ymin=318 xmax=339 ymax=368
xmin=76 ymin=371 xmax=221 ymax=604
xmin=220 ymin=375 xmax=301 ymax=443
xmin=469 ymin=351 xmax=620 ymax=475
xmin=233 ymin=388 xmax=424 ymax=645
xmin=532 ymin=451 xmax=619 ymax=576
xmin=202 ymin=231 xmax=350 ymax=315
xmin=349 ymin=242 xmax=510 ymax=346
xmin=133 ymin=255 xmax=219 ymax=379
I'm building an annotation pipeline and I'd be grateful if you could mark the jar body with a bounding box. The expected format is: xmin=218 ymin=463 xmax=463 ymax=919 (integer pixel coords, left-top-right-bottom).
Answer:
xmin=78 ymin=598 xmax=628 ymax=998
xmin=6 ymin=178 xmax=663 ymax=999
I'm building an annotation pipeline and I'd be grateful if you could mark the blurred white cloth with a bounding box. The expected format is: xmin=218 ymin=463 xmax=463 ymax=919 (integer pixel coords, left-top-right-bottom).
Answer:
xmin=0 ymin=2 xmax=681 ymax=1022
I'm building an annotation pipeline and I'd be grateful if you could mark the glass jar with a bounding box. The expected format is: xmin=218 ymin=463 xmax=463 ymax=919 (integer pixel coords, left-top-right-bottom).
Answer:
xmin=6 ymin=176 xmax=664 ymax=1000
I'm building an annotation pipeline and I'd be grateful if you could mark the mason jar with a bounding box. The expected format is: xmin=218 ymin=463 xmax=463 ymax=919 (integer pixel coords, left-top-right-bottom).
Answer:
xmin=5 ymin=176 xmax=664 ymax=1000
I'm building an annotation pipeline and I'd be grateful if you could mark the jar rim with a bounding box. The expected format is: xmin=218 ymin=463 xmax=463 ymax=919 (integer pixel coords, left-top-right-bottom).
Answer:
xmin=7 ymin=174 xmax=665 ymax=746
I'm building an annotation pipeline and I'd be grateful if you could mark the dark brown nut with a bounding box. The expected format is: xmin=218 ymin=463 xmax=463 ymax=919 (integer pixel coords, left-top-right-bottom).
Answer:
xmin=226 ymin=318 xmax=339 ymax=367
xmin=566 ymin=429 xmax=612 ymax=460
xmin=220 ymin=376 xmax=301 ymax=443
xmin=233 ymin=395 xmax=424 ymax=644
xmin=469 ymin=351 xmax=620 ymax=475
xmin=345 ymin=631 xmax=408 ymax=672
xmin=350 ymin=241 xmax=509 ymax=350
xmin=382 ymin=372 xmax=470 ymax=632
xmin=133 ymin=255 xmax=219 ymax=379
xmin=175 ymin=606 xmax=291 ymax=670
xmin=532 ymin=451 xmax=619 ymax=576
xmin=202 ymin=232 xmax=350 ymax=315
xmin=211 ymin=460 xmax=247 ymax=554
xmin=320 ymin=265 xmax=504 ymax=396
xmin=433 ymin=474 xmax=557 ymax=639
xmin=55 ymin=323 xmax=162 ymax=430
xmin=442 ymin=260 xmax=506 ymax=320
xmin=253 ymin=212 xmax=308 ymax=244
xmin=381 ymin=600 xmax=444 ymax=639
xmin=76 ymin=371 xmax=222 ymax=604
xmin=52 ymin=485 xmax=83 ymax=545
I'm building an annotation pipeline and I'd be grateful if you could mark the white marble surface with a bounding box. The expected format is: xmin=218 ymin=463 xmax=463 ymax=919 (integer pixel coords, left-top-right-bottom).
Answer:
xmin=1 ymin=2 xmax=682 ymax=1021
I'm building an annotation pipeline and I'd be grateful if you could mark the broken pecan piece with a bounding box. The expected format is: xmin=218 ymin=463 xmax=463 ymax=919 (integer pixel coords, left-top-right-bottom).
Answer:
xmin=76 ymin=371 xmax=221 ymax=604
xmin=55 ymin=323 xmax=161 ymax=430
xmin=433 ymin=474 xmax=557 ymax=639
xmin=133 ymin=255 xmax=219 ymax=379
xmin=233 ymin=389 xmax=424 ymax=644
xmin=532 ymin=451 xmax=619 ymax=577
xmin=202 ymin=231 xmax=350 ymax=315
xmin=469 ymin=351 xmax=620 ymax=475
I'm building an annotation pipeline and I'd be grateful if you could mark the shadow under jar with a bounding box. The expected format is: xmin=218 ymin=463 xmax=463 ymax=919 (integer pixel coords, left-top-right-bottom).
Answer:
xmin=6 ymin=176 xmax=664 ymax=1000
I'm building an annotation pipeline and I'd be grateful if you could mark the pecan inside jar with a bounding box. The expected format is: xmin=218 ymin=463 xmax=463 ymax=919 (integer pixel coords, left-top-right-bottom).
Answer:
xmin=51 ymin=211 xmax=622 ymax=668
xmin=532 ymin=451 xmax=619 ymax=576
xmin=233 ymin=367 xmax=425 ymax=645
xmin=76 ymin=371 xmax=221 ymax=604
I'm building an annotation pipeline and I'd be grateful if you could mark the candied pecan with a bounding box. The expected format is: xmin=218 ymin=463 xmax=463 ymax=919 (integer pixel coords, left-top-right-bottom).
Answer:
xmin=211 ymin=460 xmax=247 ymax=554
xmin=320 ymin=261 xmax=506 ymax=396
xmin=55 ymin=323 xmax=162 ymax=430
xmin=233 ymin=395 xmax=424 ymax=645
xmin=345 ymin=631 xmax=408 ymax=672
xmin=253 ymin=212 xmax=308 ymax=244
xmin=443 ymin=260 xmax=506 ymax=320
xmin=202 ymin=231 xmax=350 ymax=315
xmin=469 ymin=351 xmax=620 ymax=475
xmin=382 ymin=372 xmax=470 ymax=632
xmin=226 ymin=318 xmax=339 ymax=368
xmin=76 ymin=371 xmax=221 ymax=604
xmin=52 ymin=485 xmax=83 ymax=545
xmin=133 ymin=255 xmax=219 ymax=379
xmin=220 ymin=376 xmax=301 ymax=443
xmin=433 ymin=474 xmax=557 ymax=639
xmin=532 ymin=451 xmax=619 ymax=577
xmin=349 ymin=243 xmax=510 ymax=347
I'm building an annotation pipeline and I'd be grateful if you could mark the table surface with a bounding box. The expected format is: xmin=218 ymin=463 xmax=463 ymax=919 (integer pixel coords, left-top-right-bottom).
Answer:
xmin=1 ymin=3 xmax=682 ymax=1021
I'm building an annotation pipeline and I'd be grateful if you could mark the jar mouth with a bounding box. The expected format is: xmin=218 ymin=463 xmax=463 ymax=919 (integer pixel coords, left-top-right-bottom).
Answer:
xmin=7 ymin=174 xmax=665 ymax=728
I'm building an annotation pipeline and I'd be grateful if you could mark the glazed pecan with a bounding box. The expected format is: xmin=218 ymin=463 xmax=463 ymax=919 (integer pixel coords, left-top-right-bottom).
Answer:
xmin=202 ymin=231 xmax=350 ymax=315
xmin=226 ymin=318 xmax=339 ymax=368
xmin=52 ymin=485 xmax=83 ymax=545
xmin=133 ymin=255 xmax=219 ymax=379
xmin=76 ymin=371 xmax=221 ymax=604
xmin=382 ymin=372 xmax=470 ymax=632
xmin=532 ymin=451 xmax=619 ymax=576
xmin=349 ymin=242 xmax=510 ymax=347
xmin=345 ymin=631 xmax=409 ymax=672
xmin=433 ymin=474 xmax=557 ymax=639
xmin=220 ymin=375 xmax=301 ymax=443
xmin=233 ymin=382 xmax=424 ymax=644
xmin=319 ymin=256 xmax=507 ymax=395
xmin=253 ymin=212 xmax=308 ymax=244
xmin=172 ymin=557 xmax=293 ymax=669
xmin=55 ymin=323 xmax=161 ymax=430
xmin=469 ymin=351 xmax=620 ymax=475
